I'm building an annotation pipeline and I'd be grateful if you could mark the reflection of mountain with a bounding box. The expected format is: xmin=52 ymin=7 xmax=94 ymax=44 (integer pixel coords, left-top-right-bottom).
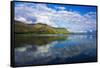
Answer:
xmin=15 ymin=20 xmax=69 ymax=34
xmin=15 ymin=34 xmax=67 ymax=47
xmin=15 ymin=35 xmax=96 ymax=66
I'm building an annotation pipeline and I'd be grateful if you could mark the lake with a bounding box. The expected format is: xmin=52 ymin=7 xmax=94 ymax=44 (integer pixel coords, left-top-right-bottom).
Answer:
xmin=14 ymin=34 xmax=97 ymax=66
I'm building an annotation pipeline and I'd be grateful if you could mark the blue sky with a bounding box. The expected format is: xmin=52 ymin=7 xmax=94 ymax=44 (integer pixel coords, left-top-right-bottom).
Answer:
xmin=47 ymin=4 xmax=96 ymax=14
xmin=14 ymin=2 xmax=97 ymax=32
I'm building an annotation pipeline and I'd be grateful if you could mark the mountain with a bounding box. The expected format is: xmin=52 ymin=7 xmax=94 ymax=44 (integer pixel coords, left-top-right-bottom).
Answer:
xmin=14 ymin=20 xmax=69 ymax=34
xmin=86 ymin=30 xmax=96 ymax=35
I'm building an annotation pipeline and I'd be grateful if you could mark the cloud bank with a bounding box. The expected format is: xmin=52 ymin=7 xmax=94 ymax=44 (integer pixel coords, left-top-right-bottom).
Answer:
xmin=14 ymin=2 xmax=97 ymax=32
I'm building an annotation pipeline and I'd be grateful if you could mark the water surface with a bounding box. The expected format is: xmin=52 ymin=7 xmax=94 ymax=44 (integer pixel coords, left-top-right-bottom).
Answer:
xmin=14 ymin=34 xmax=97 ymax=66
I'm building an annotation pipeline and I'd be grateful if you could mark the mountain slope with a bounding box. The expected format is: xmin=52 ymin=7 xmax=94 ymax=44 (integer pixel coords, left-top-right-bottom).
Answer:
xmin=14 ymin=20 xmax=69 ymax=34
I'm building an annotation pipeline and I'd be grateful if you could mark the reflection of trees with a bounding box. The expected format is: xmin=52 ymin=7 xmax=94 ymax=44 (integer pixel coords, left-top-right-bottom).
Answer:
xmin=15 ymin=34 xmax=67 ymax=47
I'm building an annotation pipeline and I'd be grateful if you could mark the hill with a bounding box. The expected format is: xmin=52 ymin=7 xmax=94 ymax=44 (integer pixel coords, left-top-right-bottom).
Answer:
xmin=14 ymin=20 xmax=69 ymax=34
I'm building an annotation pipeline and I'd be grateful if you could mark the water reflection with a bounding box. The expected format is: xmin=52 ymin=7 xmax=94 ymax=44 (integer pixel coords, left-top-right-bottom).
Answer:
xmin=15 ymin=34 xmax=67 ymax=47
xmin=15 ymin=34 xmax=97 ymax=66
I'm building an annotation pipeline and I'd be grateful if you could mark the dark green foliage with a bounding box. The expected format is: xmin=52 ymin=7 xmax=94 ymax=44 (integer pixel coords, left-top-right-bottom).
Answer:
xmin=15 ymin=34 xmax=67 ymax=47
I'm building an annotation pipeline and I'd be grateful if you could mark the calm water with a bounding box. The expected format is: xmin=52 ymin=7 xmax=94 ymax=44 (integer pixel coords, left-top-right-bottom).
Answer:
xmin=14 ymin=34 xmax=97 ymax=66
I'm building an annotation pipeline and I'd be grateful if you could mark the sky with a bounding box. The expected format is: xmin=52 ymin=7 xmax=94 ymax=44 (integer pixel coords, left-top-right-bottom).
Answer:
xmin=14 ymin=2 xmax=97 ymax=32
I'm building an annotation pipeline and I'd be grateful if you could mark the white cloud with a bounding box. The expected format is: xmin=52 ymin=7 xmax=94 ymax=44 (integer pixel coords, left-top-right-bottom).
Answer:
xmin=15 ymin=16 xmax=26 ymax=22
xmin=15 ymin=16 xmax=33 ymax=24
xmin=56 ymin=6 xmax=66 ymax=10
xmin=14 ymin=2 xmax=96 ymax=32
xmin=35 ymin=14 xmax=58 ymax=27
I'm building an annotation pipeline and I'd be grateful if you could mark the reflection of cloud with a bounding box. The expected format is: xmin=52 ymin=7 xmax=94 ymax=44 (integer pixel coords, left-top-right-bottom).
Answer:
xmin=15 ymin=42 xmax=56 ymax=65
xmin=14 ymin=2 xmax=96 ymax=32
xmin=15 ymin=35 xmax=96 ymax=65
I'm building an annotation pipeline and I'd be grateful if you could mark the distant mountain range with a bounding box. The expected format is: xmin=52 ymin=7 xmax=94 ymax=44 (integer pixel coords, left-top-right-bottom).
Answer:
xmin=85 ymin=30 xmax=96 ymax=34
xmin=14 ymin=20 xmax=69 ymax=34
